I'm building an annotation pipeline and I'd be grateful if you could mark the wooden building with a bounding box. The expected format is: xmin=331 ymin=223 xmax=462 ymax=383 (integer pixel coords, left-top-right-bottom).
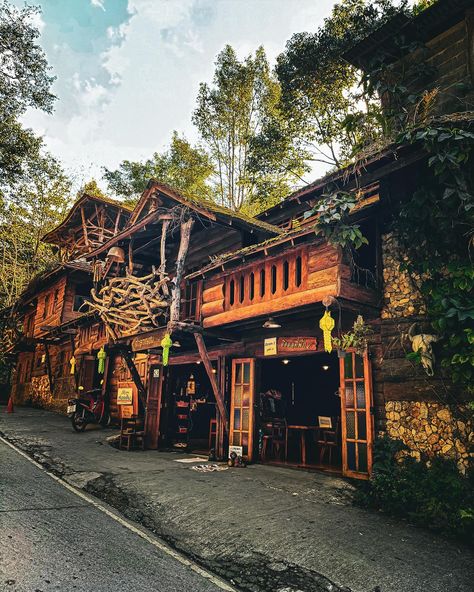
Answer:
xmin=8 ymin=0 xmax=473 ymax=479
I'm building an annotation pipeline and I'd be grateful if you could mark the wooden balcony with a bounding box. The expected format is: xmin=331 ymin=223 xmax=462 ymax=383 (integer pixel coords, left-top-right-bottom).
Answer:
xmin=201 ymin=243 xmax=378 ymax=328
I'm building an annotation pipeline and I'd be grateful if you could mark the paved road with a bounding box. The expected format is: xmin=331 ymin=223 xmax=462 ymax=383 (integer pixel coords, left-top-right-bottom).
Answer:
xmin=0 ymin=439 xmax=233 ymax=592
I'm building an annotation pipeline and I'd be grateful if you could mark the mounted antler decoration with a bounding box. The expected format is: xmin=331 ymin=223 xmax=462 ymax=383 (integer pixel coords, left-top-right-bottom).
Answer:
xmin=87 ymin=268 xmax=169 ymax=339
xmin=407 ymin=323 xmax=438 ymax=376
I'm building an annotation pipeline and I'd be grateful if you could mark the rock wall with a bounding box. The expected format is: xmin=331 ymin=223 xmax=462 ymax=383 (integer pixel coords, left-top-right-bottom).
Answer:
xmin=381 ymin=232 xmax=425 ymax=319
xmin=385 ymin=401 xmax=473 ymax=472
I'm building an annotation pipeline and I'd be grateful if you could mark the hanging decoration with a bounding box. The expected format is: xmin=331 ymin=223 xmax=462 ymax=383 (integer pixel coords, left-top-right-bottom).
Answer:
xmin=319 ymin=310 xmax=335 ymax=353
xmin=69 ymin=356 xmax=76 ymax=375
xmin=161 ymin=333 xmax=172 ymax=366
xmin=97 ymin=347 xmax=107 ymax=374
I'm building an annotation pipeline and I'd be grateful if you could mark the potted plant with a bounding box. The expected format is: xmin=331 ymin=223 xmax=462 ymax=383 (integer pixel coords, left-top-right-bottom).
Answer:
xmin=332 ymin=315 xmax=373 ymax=357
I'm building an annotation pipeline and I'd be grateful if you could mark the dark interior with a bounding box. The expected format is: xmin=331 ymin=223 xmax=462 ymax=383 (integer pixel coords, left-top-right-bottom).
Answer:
xmin=259 ymin=353 xmax=341 ymax=467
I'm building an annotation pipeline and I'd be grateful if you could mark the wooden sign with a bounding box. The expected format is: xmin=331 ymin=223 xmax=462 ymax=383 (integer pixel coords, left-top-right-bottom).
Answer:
xmin=121 ymin=405 xmax=134 ymax=419
xmin=277 ymin=337 xmax=317 ymax=353
xmin=264 ymin=337 xmax=277 ymax=356
xmin=117 ymin=386 xmax=133 ymax=405
xmin=131 ymin=329 xmax=165 ymax=352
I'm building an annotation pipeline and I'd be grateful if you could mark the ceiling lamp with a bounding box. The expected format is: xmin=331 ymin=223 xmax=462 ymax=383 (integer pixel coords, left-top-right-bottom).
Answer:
xmin=322 ymin=365 xmax=329 ymax=371
xmin=172 ymin=341 xmax=181 ymax=348
xmin=262 ymin=317 xmax=281 ymax=329
xmin=282 ymin=359 xmax=290 ymax=365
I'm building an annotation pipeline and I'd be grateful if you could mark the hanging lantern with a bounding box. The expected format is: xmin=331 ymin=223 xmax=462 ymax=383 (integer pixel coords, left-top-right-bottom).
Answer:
xmin=69 ymin=356 xmax=76 ymax=375
xmin=161 ymin=333 xmax=172 ymax=366
xmin=319 ymin=310 xmax=335 ymax=353
xmin=97 ymin=346 xmax=107 ymax=374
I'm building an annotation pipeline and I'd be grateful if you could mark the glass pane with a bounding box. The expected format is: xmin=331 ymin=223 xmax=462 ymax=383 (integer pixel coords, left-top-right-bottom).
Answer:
xmin=243 ymin=363 xmax=250 ymax=383
xmin=356 ymin=382 xmax=366 ymax=409
xmin=242 ymin=385 xmax=250 ymax=407
xmin=236 ymin=364 xmax=242 ymax=383
xmin=358 ymin=443 xmax=368 ymax=473
xmin=234 ymin=408 xmax=241 ymax=430
xmin=357 ymin=412 xmax=367 ymax=441
xmin=232 ymin=432 xmax=241 ymax=446
xmin=234 ymin=385 xmax=242 ymax=406
xmin=347 ymin=441 xmax=356 ymax=471
xmin=242 ymin=408 xmax=249 ymax=431
xmin=344 ymin=382 xmax=354 ymax=407
xmin=355 ymin=354 xmax=364 ymax=378
xmin=242 ymin=433 xmax=249 ymax=454
xmin=344 ymin=353 xmax=353 ymax=378
xmin=346 ymin=411 xmax=355 ymax=439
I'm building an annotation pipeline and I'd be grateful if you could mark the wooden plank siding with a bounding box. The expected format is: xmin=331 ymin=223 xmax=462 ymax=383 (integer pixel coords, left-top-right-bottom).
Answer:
xmin=201 ymin=242 xmax=378 ymax=328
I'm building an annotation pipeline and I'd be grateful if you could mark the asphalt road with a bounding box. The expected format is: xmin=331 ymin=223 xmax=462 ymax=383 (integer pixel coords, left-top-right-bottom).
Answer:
xmin=0 ymin=439 xmax=233 ymax=592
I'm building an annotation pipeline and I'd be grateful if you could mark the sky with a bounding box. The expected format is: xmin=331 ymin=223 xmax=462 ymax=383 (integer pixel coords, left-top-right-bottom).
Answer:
xmin=20 ymin=0 xmax=337 ymax=190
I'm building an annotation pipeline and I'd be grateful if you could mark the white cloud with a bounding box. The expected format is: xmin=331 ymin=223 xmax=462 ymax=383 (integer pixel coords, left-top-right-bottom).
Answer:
xmin=91 ymin=0 xmax=106 ymax=11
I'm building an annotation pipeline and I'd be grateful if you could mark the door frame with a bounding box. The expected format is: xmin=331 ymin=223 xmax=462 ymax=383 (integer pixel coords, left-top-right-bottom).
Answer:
xmin=230 ymin=358 xmax=255 ymax=461
xmin=339 ymin=350 xmax=374 ymax=479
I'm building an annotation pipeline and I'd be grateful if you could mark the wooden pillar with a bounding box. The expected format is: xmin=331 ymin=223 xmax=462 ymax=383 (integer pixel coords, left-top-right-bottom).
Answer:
xmin=216 ymin=355 xmax=227 ymax=459
xmin=170 ymin=217 xmax=194 ymax=322
xmin=43 ymin=340 xmax=54 ymax=395
xmin=120 ymin=348 xmax=148 ymax=413
xmin=194 ymin=333 xmax=229 ymax=433
xmin=145 ymin=363 xmax=163 ymax=449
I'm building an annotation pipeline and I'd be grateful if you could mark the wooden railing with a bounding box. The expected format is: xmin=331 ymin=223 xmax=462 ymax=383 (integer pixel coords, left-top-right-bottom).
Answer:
xmin=224 ymin=248 xmax=307 ymax=310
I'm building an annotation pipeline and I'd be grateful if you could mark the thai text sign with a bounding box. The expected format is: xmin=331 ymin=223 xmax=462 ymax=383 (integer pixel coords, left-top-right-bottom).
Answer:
xmin=277 ymin=337 xmax=317 ymax=353
xmin=131 ymin=329 xmax=165 ymax=352
xmin=117 ymin=387 xmax=133 ymax=405
xmin=263 ymin=337 xmax=277 ymax=356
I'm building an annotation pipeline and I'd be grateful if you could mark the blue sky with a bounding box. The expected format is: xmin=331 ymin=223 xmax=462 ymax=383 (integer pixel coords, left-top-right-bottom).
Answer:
xmin=21 ymin=0 xmax=337 ymax=189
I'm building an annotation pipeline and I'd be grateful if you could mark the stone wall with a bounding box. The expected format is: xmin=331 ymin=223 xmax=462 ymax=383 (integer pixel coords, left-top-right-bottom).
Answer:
xmin=385 ymin=401 xmax=473 ymax=472
xmin=381 ymin=232 xmax=425 ymax=319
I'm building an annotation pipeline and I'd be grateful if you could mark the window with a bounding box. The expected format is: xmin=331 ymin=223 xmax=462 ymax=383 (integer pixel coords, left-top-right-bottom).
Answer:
xmin=295 ymin=256 xmax=302 ymax=287
xmin=43 ymin=295 xmax=50 ymax=319
xmin=271 ymin=265 xmax=277 ymax=294
xmin=283 ymin=260 xmax=289 ymax=291
xmin=260 ymin=269 xmax=265 ymax=297
xmin=182 ymin=281 xmax=200 ymax=320
xmin=229 ymin=279 xmax=235 ymax=306
xmin=73 ymin=283 xmax=91 ymax=312
xmin=249 ymin=272 xmax=255 ymax=301
xmin=239 ymin=276 xmax=245 ymax=303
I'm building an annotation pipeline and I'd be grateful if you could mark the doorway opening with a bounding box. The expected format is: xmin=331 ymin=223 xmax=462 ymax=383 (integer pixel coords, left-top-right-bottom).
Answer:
xmin=165 ymin=362 xmax=217 ymax=455
xmin=258 ymin=352 xmax=341 ymax=470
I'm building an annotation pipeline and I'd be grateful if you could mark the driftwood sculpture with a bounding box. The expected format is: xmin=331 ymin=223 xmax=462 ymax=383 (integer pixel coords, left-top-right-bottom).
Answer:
xmin=87 ymin=269 xmax=169 ymax=339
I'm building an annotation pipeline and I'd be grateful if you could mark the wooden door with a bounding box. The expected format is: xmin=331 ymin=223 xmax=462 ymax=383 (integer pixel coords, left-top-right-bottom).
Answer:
xmin=230 ymin=359 xmax=255 ymax=461
xmin=339 ymin=351 xmax=374 ymax=479
xmin=145 ymin=365 xmax=163 ymax=450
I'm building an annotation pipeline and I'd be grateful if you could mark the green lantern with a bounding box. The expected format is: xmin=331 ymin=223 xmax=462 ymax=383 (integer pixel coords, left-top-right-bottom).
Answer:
xmin=161 ymin=333 xmax=172 ymax=366
xmin=97 ymin=347 xmax=107 ymax=374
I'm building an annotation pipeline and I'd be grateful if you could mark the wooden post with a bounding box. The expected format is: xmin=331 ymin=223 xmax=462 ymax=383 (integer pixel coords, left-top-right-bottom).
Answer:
xmin=170 ymin=217 xmax=194 ymax=322
xmin=42 ymin=340 xmax=54 ymax=395
xmin=160 ymin=218 xmax=170 ymax=297
xmin=145 ymin=363 xmax=163 ymax=449
xmin=216 ymin=355 xmax=227 ymax=459
xmin=119 ymin=347 xmax=148 ymax=413
xmin=80 ymin=207 xmax=90 ymax=247
xmin=194 ymin=333 xmax=229 ymax=433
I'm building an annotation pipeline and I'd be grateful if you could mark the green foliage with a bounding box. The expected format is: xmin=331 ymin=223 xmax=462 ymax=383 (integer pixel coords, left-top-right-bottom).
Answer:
xmin=275 ymin=0 xmax=407 ymax=167
xmin=0 ymin=1 xmax=55 ymax=189
xmin=193 ymin=45 xmax=305 ymax=212
xmin=77 ymin=179 xmax=107 ymax=200
xmin=103 ymin=132 xmax=214 ymax=205
xmin=332 ymin=314 xmax=373 ymax=354
xmin=355 ymin=435 xmax=474 ymax=544
xmin=312 ymin=189 xmax=368 ymax=250
xmin=395 ymin=126 xmax=474 ymax=393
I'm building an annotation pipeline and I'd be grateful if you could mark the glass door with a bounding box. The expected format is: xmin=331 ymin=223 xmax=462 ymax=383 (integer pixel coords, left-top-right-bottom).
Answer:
xmin=230 ymin=359 xmax=255 ymax=461
xmin=339 ymin=351 xmax=373 ymax=479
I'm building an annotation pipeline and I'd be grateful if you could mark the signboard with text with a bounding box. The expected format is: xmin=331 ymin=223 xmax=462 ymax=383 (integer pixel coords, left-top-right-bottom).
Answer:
xmin=277 ymin=337 xmax=317 ymax=353
xmin=263 ymin=337 xmax=277 ymax=356
xmin=117 ymin=387 xmax=133 ymax=405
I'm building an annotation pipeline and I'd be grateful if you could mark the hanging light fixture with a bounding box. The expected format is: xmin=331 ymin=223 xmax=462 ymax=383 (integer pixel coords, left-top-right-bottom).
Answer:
xmin=172 ymin=341 xmax=181 ymax=348
xmin=322 ymin=365 xmax=330 ymax=371
xmin=282 ymin=358 xmax=290 ymax=365
xmin=262 ymin=317 xmax=281 ymax=329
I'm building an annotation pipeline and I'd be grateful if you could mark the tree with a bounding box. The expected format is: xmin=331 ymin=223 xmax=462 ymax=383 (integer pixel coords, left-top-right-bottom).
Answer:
xmin=275 ymin=0 xmax=408 ymax=169
xmin=0 ymin=152 xmax=71 ymax=308
xmin=103 ymin=132 xmax=214 ymax=205
xmin=77 ymin=179 xmax=107 ymax=200
xmin=193 ymin=45 xmax=306 ymax=213
xmin=0 ymin=1 xmax=55 ymax=189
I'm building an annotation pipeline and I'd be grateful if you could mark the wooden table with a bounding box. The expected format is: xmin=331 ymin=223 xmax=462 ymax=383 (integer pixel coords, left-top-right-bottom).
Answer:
xmin=286 ymin=425 xmax=320 ymax=466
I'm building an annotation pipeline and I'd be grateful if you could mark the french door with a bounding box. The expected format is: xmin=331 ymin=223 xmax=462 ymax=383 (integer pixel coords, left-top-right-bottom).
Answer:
xmin=230 ymin=359 xmax=255 ymax=461
xmin=339 ymin=351 xmax=374 ymax=479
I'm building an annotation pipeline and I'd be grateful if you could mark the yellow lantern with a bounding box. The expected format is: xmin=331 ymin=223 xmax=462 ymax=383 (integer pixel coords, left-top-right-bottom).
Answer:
xmin=319 ymin=310 xmax=335 ymax=353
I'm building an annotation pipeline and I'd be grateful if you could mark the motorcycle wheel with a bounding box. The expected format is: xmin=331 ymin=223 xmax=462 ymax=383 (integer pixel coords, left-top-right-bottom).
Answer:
xmin=100 ymin=412 xmax=111 ymax=427
xmin=71 ymin=410 xmax=87 ymax=432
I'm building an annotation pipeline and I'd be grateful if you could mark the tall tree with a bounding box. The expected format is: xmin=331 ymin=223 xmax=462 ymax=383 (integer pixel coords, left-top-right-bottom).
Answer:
xmin=103 ymin=132 xmax=214 ymax=205
xmin=193 ymin=45 xmax=306 ymax=213
xmin=275 ymin=0 xmax=408 ymax=169
xmin=0 ymin=1 xmax=55 ymax=190
xmin=0 ymin=153 xmax=71 ymax=308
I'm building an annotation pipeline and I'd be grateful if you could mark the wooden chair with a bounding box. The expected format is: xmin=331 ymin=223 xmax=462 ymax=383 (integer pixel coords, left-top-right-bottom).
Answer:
xmin=261 ymin=420 xmax=287 ymax=462
xmin=316 ymin=417 xmax=340 ymax=466
xmin=208 ymin=418 xmax=217 ymax=450
xmin=119 ymin=416 xmax=145 ymax=451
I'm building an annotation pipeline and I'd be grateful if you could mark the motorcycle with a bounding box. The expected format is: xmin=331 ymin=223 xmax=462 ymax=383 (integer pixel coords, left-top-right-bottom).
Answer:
xmin=67 ymin=387 xmax=111 ymax=432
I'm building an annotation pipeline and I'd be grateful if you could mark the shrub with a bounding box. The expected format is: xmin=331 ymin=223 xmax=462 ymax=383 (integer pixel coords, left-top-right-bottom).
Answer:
xmin=355 ymin=435 xmax=474 ymax=545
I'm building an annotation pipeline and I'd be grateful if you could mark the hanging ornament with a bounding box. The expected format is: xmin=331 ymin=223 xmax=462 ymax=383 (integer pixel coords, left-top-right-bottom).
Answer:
xmin=69 ymin=356 xmax=76 ymax=375
xmin=161 ymin=333 xmax=172 ymax=366
xmin=97 ymin=347 xmax=107 ymax=375
xmin=319 ymin=310 xmax=335 ymax=353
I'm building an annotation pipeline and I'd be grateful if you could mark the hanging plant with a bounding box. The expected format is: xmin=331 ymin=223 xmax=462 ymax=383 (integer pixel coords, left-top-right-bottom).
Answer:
xmin=332 ymin=315 xmax=373 ymax=356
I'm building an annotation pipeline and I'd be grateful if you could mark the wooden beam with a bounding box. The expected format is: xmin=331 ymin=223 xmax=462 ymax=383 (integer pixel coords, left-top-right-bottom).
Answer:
xmin=159 ymin=218 xmax=170 ymax=297
xmin=170 ymin=217 xmax=194 ymax=322
xmin=119 ymin=347 xmax=148 ymax=413
xmin=80 ymin=207 xmax=90 ymax=247
xmin=194 ymin=332 xmax=229 ymax=433
xmin=42 ymin=339 xmax=54 ymax=393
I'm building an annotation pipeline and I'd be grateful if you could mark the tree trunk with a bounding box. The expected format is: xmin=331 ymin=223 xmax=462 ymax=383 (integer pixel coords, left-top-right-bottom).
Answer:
xmin=169 ymin=218 xmax=194 ymax=322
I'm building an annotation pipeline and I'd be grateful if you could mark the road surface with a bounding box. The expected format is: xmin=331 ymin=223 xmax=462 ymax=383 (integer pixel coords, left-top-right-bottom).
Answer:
xmin=0 ymin=438 xmax=234 ymax=592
